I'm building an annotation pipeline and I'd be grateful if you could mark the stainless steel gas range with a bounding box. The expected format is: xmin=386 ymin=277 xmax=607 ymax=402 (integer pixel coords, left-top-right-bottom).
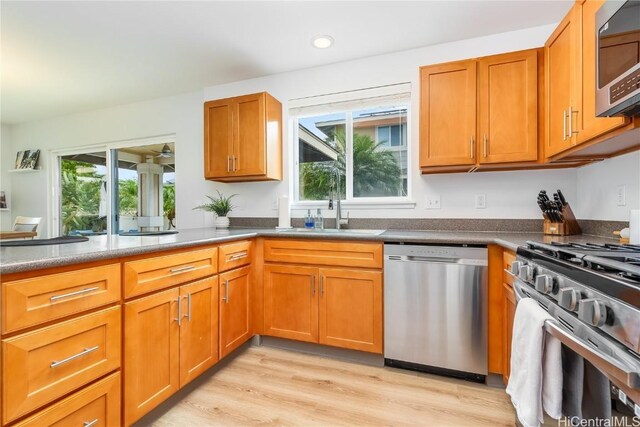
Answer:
xmin=509 ymin=241 xmax=640 ymax=415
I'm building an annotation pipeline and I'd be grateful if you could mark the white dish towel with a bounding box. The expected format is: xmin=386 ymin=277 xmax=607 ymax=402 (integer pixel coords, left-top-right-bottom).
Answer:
xmin=506 ymin=298 xmax=563 ymax=427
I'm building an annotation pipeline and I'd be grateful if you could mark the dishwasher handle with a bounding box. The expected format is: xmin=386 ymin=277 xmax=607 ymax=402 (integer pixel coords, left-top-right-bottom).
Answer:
xmin=385 ymin=255 xmax=487 ymax=266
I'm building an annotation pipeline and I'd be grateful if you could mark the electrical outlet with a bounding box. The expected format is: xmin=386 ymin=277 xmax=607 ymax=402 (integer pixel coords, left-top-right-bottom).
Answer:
xmin=617 ymin=185 xmax=626 ymax=206
xmin=272 ymin=198 xmax=279 ymax=210
xmin=475 ymin=194 xmax=486 ymax=209
xmin=426 ymin=195 xmax=441 ymax=209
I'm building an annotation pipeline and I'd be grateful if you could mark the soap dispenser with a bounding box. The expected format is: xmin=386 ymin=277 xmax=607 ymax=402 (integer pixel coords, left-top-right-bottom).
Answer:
xmin=304 ymin=209 xmax=315 ymax=229
xmin=315 ymin=208 xmax=324 ymax=230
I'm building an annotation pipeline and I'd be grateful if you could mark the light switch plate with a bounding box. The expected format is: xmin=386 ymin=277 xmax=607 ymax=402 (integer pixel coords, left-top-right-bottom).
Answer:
xmin=475 ymin=194 xmax=486 ymax=209
xmin=616 ymin=185 xmax=626 ymax=206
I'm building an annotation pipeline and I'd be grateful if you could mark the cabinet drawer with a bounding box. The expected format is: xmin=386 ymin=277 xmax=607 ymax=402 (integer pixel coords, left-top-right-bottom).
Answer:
xmin=124 ymin=247 xmax=218 ymax=297
xmin=14 ymin=372 xmax=121 ymax=427
xmin=264 ymin=239 xmax=383 ymax=269
xmin=219 ymin=240 xmax=252 ymax=272
xmin=2 ymin=306 xmax=121 ymax=424
xmin=2 ymin=264 xmax=121 ymax=334
xmin=503 ymin=250 xmax=516 ymax=286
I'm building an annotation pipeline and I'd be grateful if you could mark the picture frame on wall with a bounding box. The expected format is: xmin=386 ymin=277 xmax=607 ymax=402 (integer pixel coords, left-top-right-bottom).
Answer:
xmin=15 ymin=149 xmax=40 ymax=170
xmin=0 ymin=191 xmax=7 ymax=209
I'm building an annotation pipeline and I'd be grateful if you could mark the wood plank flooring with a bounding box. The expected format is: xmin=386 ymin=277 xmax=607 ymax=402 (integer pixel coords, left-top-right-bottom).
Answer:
xmin=146 ymin=346 xmax=517 ymax=426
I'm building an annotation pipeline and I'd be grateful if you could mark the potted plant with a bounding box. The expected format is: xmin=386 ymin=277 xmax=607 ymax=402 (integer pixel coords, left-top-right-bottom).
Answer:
xmin=193 ymin=191 xmax=237 ymax=228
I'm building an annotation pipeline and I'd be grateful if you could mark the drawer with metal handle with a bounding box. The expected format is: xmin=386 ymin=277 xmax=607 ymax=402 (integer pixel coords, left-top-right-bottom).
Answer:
xmin=218 ymin=240 xmax=252 ymax=272
xmin=13 ymin=372 xmax=121 ymax=427
xmin=2 ymin=306 xmax=121 ymax=424
xmin=124 ymin=247 xmax=218 ymax=297
xmin=2 ymin=263 xmax=121 ymax=334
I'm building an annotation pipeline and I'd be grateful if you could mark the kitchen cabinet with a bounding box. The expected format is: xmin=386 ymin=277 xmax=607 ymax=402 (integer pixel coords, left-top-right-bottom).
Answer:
xmin=262 ymin=240 xmax=383 ymax=354
xmin=219 ymin=265 xmax=252 ymax=359
xmin=204 ymin=92 xmax=282 ymax=182
xmin=420 ymin=50 xmax=540 ymax=173
xmin=420 ymin=60 xmax=477 ymax=170
xmin=478 ymin=50 xmax=539 ymax=164
xmin=124 ymin=276 xmax=218 ymax=425
xmin=264 ymin=264 xmax=318 ymax=343
xmin=502 ymin=282 xmax=516 ymax=385
xmin=545 ymin=0 xmax=636 ymax=161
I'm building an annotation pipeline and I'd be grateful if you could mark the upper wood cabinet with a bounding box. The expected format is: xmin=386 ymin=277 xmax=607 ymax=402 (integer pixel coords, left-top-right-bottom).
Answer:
xmin=420 ymin=50 xmax=540 ymax=173
xmin=204 ymin=92 xmax=282 ymax=182
xmin=545 ymin=0 xmax=636 ymax=161
xmin=420 ymin=60 xmax=477 ymax=170
xmin=478 ymin=50 xmax=539 ymax=164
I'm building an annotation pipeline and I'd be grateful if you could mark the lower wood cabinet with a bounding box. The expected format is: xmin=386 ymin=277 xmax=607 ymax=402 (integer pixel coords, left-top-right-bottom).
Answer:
xmin=263 ymin=264 xmax=383 ymax=354
xmin=124 ymin=276 xmax=218 ymax=425
xmin=502 ymin=282 xmax=516 ymax=385
xmin=14 ymin=372 xmax=121 ymax=427
xmin=219 ymin=266 xmax=252 ymax=359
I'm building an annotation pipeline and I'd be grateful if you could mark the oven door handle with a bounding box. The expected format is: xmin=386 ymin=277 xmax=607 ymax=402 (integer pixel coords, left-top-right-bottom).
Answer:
xmin=544 ymin=320 xmax=640 ymax=389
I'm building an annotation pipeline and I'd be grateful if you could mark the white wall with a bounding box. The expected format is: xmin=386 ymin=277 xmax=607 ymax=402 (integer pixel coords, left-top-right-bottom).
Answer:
xmin=4 ymin=22 xmax=636 ymax=237
xmin=575 ymin=151 xmax=640 ymax=221
xmin=0 ymin=124 xmax=14 ymax=229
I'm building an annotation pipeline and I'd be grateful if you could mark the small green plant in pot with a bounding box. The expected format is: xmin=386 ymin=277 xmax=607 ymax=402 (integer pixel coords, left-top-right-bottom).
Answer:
xmin=193 ymin=191 xmax=237 ymax=228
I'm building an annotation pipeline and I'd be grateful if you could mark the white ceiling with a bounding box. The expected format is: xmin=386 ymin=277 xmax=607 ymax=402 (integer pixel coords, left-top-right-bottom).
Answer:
xmin=1 ymin=1 xmax=572 ymax=124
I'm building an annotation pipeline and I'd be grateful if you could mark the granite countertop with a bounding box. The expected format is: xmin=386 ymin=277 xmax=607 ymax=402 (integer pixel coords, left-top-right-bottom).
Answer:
xmin=0 ymin=227 xmax=620 ymax=275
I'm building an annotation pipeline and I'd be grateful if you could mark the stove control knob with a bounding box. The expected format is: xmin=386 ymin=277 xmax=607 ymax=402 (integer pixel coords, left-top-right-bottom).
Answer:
xmin=510 ymin=261 xmax=522 ymax=276
xmin=578 ymin=299 xmax=607 ymax=327
xmin=558 ymin=288 xmax=581 ymax=311
xmin=534 ymin=275 xmax=554 ymax=294
xmin=519 ymin=265 xmax=533 ymax=282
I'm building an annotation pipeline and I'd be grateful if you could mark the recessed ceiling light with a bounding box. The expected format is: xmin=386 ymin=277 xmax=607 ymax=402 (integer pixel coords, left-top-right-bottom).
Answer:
xmin=312 ymin=35 xmax=334 ymax=49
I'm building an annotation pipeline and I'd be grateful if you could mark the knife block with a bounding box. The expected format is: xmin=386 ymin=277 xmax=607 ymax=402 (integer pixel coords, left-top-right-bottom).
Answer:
xmin=543 ymin=203 xmax=582 ymax=236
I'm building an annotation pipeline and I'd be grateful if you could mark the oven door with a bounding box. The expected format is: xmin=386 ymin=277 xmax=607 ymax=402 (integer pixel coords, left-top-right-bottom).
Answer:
xmin=512 ymin=277 xmax=640 ymax=404
xmin=595 ymin=0 xmax=640 ymax=117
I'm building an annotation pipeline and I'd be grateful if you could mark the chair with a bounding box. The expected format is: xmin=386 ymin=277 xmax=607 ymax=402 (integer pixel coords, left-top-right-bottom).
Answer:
xmin=13 ymin=216 xmax=41 ymax=237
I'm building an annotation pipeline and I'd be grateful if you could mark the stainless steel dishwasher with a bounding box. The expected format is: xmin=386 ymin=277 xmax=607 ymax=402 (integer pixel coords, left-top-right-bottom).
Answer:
xmin=384 ymin=243 xmax=488 ymax=382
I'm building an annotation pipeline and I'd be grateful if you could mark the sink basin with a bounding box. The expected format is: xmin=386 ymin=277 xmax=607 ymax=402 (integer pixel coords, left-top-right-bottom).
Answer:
xmin=277 ymin=228 xmax=384 ymax=236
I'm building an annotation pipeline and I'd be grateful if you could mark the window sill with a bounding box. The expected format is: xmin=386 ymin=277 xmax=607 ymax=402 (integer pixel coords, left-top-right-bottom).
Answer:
xmin=291 ymin=199 xmax=416 ymax=210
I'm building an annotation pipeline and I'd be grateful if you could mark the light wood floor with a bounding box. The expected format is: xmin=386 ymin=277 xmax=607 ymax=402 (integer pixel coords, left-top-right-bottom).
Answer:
xmin=146 ymin=346 xmax=518 ymax=426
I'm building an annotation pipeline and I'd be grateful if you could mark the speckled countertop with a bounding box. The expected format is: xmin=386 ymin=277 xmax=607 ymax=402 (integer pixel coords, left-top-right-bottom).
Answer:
xmin=0 ymin=227 xmax=620 ymax=275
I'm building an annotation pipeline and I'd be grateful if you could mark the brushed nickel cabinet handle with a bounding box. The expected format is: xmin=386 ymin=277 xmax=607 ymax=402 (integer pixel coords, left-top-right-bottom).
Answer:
xmin=483 ymin=134 xmax=488 ymax=158
xmin=227 ymin=155 xmax=231 ymax=173
xmin=222 ymin=280 xmax=230 ymax=303
xmin=320 ymin=275 xmax=324 ymax=296
xmin=229 ymin=251 xmax=248 ymax=261
xmin=569 ymin=106 xmax=579 ymax=137
xmin=185 ymin=293 xmax=192 ymax=321
xmin=470 ymin=136 xmax=475 ymax=159
xmin=83 ymin=419 xmax=98 ymax=427
xmin=175 ymin=296 xmax=182 ymax=326
xmin=50 ymin=287 xmax=99 ymax=302
xmin=170 ymin=265 xmax=196 ymax=274
xmin=50 ymin=345 xmax=99 ymax=368
xmin=232 ymin=156 xmax=237 ymax=173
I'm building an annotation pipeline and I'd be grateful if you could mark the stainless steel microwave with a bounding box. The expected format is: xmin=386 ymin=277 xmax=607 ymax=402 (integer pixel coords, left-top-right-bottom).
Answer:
xmin=595 ymin=0 xmax=640 ymax=117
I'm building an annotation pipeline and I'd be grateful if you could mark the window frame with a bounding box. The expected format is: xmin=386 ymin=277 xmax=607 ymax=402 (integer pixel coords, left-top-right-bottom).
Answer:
xmin=291 ymin=99 xmax=414 ymax=210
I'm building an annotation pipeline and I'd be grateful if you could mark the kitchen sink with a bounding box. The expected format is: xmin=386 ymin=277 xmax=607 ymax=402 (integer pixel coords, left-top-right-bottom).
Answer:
xmin=277 ymin=228 xmax=384 ymax=236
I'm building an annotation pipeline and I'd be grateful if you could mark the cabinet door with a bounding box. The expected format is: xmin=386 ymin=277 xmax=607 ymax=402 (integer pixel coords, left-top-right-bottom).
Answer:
xmin=318 ymin=268 xmax=383 ymax=354
xmin=263 ymin=264 xmax=318 ymax=343
xmin=180 ymin=277 xmax=219 ymax=387
xmin=502 ymin=283 xmax=516 ymax=385
xmin=219 ymin=266 xmax=252 ymax=358
xmin=577 ymin=0 xmax=628 ymax=143
xmin=478 ymin=50 xmax=538 ymax=163
xmin=204 ymin=98 xmax=234 ymax=179
xmin=124 ymin=288 xmax=180 ymax=425
xmin=234 ymin=93 xmax=266 ymax=177
xmin=420 ymin=60 xmax=477 ymax=167
xmin=545 ymin=5 xmax=581 ymax=158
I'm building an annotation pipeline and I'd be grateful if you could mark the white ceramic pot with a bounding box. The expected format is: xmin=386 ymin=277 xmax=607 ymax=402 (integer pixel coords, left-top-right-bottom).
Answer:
xmin=215 ymin=216 xmax=230 ymax=228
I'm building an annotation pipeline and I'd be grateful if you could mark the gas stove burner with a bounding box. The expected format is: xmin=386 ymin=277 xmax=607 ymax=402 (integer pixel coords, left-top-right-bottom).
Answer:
xmin=548 ymin=241 xmax=640 ymax=252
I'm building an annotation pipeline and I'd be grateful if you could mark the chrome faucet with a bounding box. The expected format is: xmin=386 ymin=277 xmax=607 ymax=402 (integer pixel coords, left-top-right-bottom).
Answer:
xmin=329 ymin=167 xmax=349 ymax=230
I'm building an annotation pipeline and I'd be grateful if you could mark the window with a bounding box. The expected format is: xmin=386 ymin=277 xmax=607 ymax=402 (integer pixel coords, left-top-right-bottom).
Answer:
xmin=294 ymin=104 xmax=409 ymax=202
xmin=55 ymin=138 xmax=176 ymax=236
